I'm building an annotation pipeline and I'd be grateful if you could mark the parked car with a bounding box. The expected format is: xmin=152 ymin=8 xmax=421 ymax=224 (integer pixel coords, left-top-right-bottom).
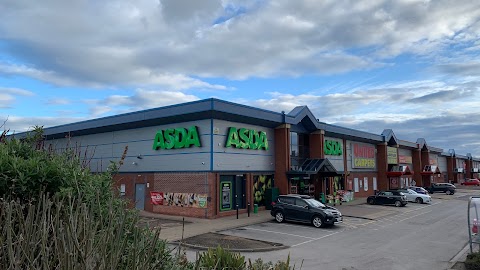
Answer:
xmin=408 ymin=186 xmax=429 ymax=195
xmin=426 ymin=183 xmax=456 ymax=195
xmin=367 ymin=190 xmax=407 ymax=207
xmin=461 ymin=179 xmax=480 ymax=186
xmin=398 ymin=189 xmax=432 ymax=204
xmin=270 ymin=194 xmax=343 ymax=228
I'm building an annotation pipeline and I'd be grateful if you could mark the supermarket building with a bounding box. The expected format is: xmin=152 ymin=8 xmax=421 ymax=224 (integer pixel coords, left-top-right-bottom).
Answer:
xmin=33 ymin=98 xmax=480 ymax=218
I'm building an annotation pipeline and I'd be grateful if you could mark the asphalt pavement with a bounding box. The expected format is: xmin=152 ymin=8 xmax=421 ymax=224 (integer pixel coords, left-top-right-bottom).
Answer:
xmin=141 ymin=188 xmax=480 ymax=269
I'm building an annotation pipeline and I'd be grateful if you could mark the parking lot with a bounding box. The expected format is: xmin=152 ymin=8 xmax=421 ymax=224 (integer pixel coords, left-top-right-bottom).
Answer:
xmin=218 ymin=201 xmax=440 ymax=248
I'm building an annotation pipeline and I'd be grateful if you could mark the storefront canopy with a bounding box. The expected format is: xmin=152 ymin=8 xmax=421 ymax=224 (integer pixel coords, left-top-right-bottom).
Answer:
xmin=420 ymin=165 xmax=441 ymax=175
xmin=287 ymin=158 xmax=338 ymax=176
xmin=387 ymin=165 xmax=413 ymax=177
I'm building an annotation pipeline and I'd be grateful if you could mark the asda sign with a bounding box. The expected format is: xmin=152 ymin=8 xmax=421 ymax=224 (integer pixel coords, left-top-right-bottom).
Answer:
xmin=152 ymin=126 xmax=201 ymax=150
xmin=225 ymin=127 xmax=268 ymax=150
xmin=324 ymin=140 xmax=342 ymax=155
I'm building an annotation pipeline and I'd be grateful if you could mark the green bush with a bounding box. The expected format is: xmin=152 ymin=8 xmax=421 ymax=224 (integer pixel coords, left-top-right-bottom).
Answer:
xmin=466 ymin=252 xmax=480 ymax=270
xmin=197 ymin=246 xmax=247 ymax=269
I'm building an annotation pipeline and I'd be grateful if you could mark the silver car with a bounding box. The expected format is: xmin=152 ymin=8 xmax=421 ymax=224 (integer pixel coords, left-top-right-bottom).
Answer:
xmin=399 ymin=189 xmax=432 ymax=204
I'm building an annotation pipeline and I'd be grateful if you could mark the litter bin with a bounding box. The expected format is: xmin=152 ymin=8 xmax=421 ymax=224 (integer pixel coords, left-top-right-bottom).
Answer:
xmin=319 ymin=193 xmax=325 ymax=203
xmin=253 ymin=204 xmax=258 ymax=214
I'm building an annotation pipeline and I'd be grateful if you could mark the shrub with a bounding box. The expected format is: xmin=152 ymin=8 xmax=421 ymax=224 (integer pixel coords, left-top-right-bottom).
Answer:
xmin=0 ymin=193 xmax=178 ymax=269
xmin=465 ymin=252 xmax=480 ymax=270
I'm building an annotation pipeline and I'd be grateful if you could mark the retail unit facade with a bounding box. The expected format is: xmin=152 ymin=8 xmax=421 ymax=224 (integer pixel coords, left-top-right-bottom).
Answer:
xmin=16 ymin=98 xmax=479 ymax=218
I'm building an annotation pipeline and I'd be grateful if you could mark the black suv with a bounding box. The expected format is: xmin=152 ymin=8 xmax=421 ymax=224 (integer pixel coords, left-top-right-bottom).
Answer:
xmin=367 ymin=190 xmax=407 ymax=207
xmin=426 ymin=183 xmax=456 ymax=195
xmin=270 ymin=194 xmax=342 ymax=228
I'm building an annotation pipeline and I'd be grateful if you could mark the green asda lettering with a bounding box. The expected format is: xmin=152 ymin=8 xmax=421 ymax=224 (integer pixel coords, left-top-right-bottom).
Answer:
xmin=152 ymin=126 xmax=201 ymax=150
xmin=225 ymin=127 xmax=268 ymax=150
xmin=324 ymin=140 xmax=342 ymax=155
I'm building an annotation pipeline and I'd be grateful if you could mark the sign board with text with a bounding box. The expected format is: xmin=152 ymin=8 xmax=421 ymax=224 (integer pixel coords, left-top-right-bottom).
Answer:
xmin=387 ymin=147 xmax=398 ymax=164
xmin=352 ymin=143 xmax=376 ymax=169
xmin=399 ymin=155 xmax=413 ymax=164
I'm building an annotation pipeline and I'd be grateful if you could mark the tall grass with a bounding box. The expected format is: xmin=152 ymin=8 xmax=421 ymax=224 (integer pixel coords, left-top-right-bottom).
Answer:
xmin=0 ymin=193 xmax=182 ymax=270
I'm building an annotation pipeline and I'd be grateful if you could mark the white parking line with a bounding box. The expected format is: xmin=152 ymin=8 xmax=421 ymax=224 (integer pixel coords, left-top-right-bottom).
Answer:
xmin=246 ymin=227 xmax=316 ymax=239
xmin=395 ymin=210 xmax=432 ymax=223
xmin=291 ymin=231 xmax=341 ymax=247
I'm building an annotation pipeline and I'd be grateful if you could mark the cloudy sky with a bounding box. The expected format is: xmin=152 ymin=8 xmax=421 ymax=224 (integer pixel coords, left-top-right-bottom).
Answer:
xmin=1 ymin=0 xmax=480 ymax=156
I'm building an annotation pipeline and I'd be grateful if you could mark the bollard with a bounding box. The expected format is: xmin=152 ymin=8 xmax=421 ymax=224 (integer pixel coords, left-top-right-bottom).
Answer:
xmin=247 ymin=202 xmax=250 ymax=217
xmin=236 ymin=204 xmax=239 ymax=219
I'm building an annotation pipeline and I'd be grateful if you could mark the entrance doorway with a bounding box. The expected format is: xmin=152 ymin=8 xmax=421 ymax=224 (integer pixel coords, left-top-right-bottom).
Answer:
xmin=135 ymin=183 xmax=146 ymax=210
xmin=220 ymin=175 xmax=245 ymax=211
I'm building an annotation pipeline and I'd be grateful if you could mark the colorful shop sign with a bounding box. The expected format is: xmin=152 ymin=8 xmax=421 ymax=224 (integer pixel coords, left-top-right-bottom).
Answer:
xmin=150 ymin=192 xmax=164 ymax=205
xmin=225 ymin=127 xmax=268 ymax=150
xmin=352 ymin=143 xmax=376 ymax=169
xmin=387 ymin=147 xmax=398 ymax=164
xmin=152 ymin=126 xmax=201 ymax=150
xmin=163 ymin=193 xmax=208 ymax=208
xmin=399 ymin=155 xmax=412 ymax=164
xmin=324 ymin=140 xmax=342 ymax=156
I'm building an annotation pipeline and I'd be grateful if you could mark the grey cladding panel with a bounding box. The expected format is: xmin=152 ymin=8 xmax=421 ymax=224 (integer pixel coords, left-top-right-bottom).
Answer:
xmin=438 ymin=156 xmax=447 ymax=172
xmin=47 ymin=120 xmax=212 ymax=173
xmin=212 ymin=120 xmax=274 ymax=171
xmin=118 ymin=153 xmax=210 ymax=172
xmin=112 ymin=120 xmax=210 ymax=142
xmin=214 ymin=153 xmax=274 ymax=172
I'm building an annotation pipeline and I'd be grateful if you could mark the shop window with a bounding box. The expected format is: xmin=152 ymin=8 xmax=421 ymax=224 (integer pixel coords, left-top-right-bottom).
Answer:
xmin=290 ymin=132 xmax=310 ymax=170
xmin=253 ymin=175 xmax=273 ymax=207
xmin=120 ymin=184 xmax=126 ymax=196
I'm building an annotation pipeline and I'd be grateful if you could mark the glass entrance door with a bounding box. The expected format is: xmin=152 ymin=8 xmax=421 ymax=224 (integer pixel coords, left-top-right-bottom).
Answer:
xmin=235 ymin=175 xmax=246 ymax=209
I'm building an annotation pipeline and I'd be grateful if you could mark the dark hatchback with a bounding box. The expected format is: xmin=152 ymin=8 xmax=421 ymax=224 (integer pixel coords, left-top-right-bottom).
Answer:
xmin=367 ymin=190 xmax=408 ymax=207
xmin=270 ymin=194 xmax=343 ymax=228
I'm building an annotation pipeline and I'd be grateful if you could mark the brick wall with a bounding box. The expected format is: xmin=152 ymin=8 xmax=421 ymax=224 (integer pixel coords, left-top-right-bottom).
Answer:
xmin=349 ymin=172 xmax=378 ymax=198
xmin=152 ymin=172 xmax=215 ymax=218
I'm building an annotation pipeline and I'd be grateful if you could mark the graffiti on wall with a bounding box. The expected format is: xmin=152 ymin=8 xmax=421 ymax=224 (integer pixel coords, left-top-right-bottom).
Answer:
xmin=253 ymin=175 xmax=273 ymax=206
xmin=163 ymin=193 xmax=208 ymax=208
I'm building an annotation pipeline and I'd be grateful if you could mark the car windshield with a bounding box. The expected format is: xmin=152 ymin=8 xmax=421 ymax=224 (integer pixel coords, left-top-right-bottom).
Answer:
xmin=407 ymin=189 xmax=417 ymax=194
xmin=305 ymin=198 xmax=326 ymax=208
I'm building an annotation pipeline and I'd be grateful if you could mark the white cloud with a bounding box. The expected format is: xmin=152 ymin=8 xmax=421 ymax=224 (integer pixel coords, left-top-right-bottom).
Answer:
xmin=1 ymin=115 xmax=84 ymax=133
xmin=46 ymin=98 xmax=71 ymax=105
xmin=249 ymin=78 xmax=480 ymax=156
xmin=85 ymin=89 xmax=200 ymax=117
xmin=0 ymin=87 xmax=35 ymax=108
xmin=1 ymin=0 xmax=479 ymax=85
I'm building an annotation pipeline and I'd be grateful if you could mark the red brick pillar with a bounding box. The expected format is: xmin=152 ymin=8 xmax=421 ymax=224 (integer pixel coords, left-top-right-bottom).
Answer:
xmin=421 ymin=150 xmax=430 ymax=166
xmin=466 ymin=159 xmax=473 ymax=179
xmin=446 ymin=156 xmax=455 ymax=183
xmin=412 ymin=149 xmax=422 ymax=186
xmin=376 ymin=143 xmax=388 ymax=191
xmin=274 ymin=124 xmax=290 ymax=195
xmin=309 ymin=130 xmax=324 ymax=158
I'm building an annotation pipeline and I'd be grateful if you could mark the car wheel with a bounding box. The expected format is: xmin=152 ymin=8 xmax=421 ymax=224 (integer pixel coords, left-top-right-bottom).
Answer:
xmin=367 ymin=198 xmax=375 ymax=205
xmin=275 ymin=211 xmax=284 ymax=223
xmin=446 ymin=190 xmax=452 ymax=195
xmin=312 ymin=216 xmax=325 ymax=228
xmin=415 ymin=197 xmax=423 ymax=204
xmin=395 ymin=200 xmax=402 ymax=207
